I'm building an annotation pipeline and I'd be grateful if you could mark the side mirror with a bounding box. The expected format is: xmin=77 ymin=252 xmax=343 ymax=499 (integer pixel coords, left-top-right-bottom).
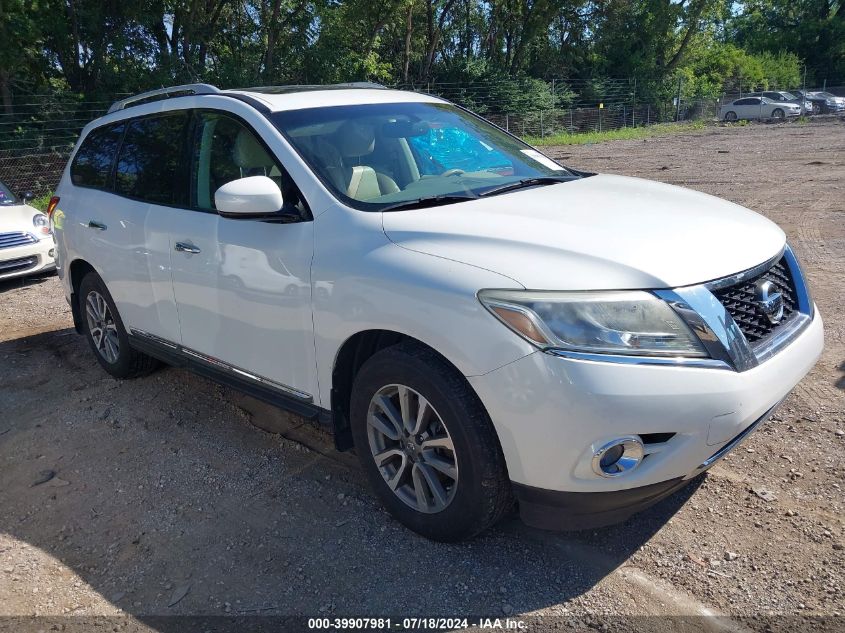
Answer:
xmin=214 ymin=176 xmax=283 ymax=218
xmin=21 ymin=191 xmax=35 ymax=203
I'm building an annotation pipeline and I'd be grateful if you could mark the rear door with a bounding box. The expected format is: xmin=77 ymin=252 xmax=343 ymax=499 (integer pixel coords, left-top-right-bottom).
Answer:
xmin=734 ymin=98 xmax=761 ymax=119
xmin=60 ymin=115 xmax=184 ymax=343
xmin=167 ymin=108 xmax=318 ymax=401
xmin=108 ymin=112 xmax=190 ymax=342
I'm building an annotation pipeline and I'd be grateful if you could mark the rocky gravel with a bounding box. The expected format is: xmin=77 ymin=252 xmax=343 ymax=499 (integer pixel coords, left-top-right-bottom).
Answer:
xmin=0 ymin=116 xmax=843 ymax=631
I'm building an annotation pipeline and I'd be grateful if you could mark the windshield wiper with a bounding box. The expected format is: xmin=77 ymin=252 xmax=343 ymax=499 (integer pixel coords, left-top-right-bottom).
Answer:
xmin=380 ymin=194 xmax=478 ymax=212
xmin=478 ymin=176 xmax=574 ymax=198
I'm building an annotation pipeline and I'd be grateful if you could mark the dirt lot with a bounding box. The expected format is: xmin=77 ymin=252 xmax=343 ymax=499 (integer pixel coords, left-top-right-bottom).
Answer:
xmin=1 ymin=116 xmax=843 ymax=631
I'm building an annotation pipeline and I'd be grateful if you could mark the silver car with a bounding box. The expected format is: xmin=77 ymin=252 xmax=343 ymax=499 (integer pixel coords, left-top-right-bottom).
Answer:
xmin=720 ymin=96 xmax=801 ymax=121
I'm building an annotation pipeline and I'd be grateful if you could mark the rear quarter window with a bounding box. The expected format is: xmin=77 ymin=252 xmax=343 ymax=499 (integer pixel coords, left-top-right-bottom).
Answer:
xmin=70 ymin=124 xmax=124 ymax=189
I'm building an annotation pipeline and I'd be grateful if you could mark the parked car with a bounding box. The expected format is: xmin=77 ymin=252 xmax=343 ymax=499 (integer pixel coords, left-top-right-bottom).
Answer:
xmin=811 ymin=91 xmax=845 ymax=112
xmin=52 ymin=84 xmax=823 ymax=541
xmin=0 ymin=180 xmax=55 ymax=281
xmin=793 ymin=90 xmax=844 ymax=114
xmin=747 ymin=91 xmax=813 ymax=115
xmin=720 ymin=96 xmax=801 ymax=121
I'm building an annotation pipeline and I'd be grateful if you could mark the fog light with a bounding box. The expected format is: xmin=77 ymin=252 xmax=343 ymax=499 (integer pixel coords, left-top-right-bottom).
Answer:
xmin=49 ymin=248 xmax=55 ymax=258
xmin=592 ymin=436 xmax=644 ymax=477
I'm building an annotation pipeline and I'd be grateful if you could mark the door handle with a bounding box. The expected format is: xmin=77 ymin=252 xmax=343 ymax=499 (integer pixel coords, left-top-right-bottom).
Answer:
xmin=175 ymin=242 xmax=201 ymax=254
xmin=87 ymin=220 xmax=107 ymax=230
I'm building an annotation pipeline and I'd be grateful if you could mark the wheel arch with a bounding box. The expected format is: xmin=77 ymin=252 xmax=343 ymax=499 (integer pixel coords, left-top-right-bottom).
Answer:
xmin=329 ymin=329 xmax=486 ymax=452
xmin=68 ymin=258 xmax=99 ymax=333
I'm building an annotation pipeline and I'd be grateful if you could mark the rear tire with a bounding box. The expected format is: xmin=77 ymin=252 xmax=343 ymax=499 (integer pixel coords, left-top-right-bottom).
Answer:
xmin=724 ymin=111 xmax=738 ymax=122
xmin=78 ymin=272 xmax=160 ymax=379
xmin=350 ymin=342 xmax=513 ymax=541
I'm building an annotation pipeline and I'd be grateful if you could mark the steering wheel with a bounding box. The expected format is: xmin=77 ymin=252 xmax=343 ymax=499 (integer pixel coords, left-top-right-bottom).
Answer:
xmin=441 ymin=168 xmax=465 ymax=178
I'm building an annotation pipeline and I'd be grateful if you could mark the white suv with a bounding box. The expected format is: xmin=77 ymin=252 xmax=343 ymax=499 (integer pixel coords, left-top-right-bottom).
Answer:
xmin=52 ymin=83 xmax=823 ymax=541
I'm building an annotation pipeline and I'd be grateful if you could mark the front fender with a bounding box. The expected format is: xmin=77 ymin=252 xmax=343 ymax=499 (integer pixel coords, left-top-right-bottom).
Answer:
xmin=311 ymin=205 xmax=533 ymax=409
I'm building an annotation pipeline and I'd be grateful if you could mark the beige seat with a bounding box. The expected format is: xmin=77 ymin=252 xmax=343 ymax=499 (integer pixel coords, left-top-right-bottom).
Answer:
xmin=330 ymin=121 xmax=400 ymax=201
xmin=233 ymin=130 xmax=275 ymax=176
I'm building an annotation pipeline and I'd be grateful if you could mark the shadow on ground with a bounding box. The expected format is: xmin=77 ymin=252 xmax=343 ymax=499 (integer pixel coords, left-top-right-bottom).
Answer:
xmin=0 ymin=271 xmax=55 ymax=294
xmin=0 ymin=328 xmax=701 ymax=625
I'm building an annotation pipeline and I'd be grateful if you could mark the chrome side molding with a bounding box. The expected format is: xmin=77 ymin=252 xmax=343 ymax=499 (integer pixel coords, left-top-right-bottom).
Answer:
xmin=129 ymin=328 xmax=313 ymax=402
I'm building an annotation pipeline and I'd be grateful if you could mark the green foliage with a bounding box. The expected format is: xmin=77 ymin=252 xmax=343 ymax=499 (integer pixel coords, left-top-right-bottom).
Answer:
xmin=432 ymin=59 xmax=569 ymax=114
xmin=28 ymin=191 xmax=54 ymax=213
xmin=731 ymin=0 xmax=845 ymax=86
xmin=0 ymin=0 xmax=838 ymax=113
xmin=527 ymin=121 xmax=707 ymax=147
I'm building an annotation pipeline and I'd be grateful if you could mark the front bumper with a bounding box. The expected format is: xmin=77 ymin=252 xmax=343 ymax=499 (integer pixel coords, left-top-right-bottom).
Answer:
xmin=512 ymin=399 xmax=783 ymax=530
xmin=468 ymin=311 xmax=823 ymax=527
xmin=0 ymin=237 xmax=55 ymax=281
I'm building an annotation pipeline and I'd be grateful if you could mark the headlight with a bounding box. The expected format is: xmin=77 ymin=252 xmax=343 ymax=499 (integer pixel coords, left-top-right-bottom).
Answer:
xmin=478 ymin=289 xmax=707 ymax=357
xmin=32 ymin=213 xmax=50 ymax=235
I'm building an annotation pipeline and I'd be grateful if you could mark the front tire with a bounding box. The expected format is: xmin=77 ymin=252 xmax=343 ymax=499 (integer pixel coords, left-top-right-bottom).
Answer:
xmin=79 ymin=272 xmax=160 ymax=379
xmin=350 ymin=342 xmax=513 ymax=541
xmin=772 ymin=108 xmax=785 ymax=120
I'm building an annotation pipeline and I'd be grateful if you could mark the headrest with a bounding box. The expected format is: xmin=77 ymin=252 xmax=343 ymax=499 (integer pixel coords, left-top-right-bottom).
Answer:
xmin=336 ymin=121 xmax=375 ymax=157
xmin=233 ymin=130 xmax=272 ymax=169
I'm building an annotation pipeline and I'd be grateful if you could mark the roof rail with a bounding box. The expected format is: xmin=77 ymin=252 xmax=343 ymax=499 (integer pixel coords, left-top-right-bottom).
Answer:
xmin=107 ymin=83 xmax=221 ymax=114
xmin=238 ymin=82 xmax=389 ymax=95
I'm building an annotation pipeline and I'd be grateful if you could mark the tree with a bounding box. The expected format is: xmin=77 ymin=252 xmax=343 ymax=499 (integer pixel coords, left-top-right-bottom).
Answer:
xmin=0 ymin=0 xmax=46 ymax=113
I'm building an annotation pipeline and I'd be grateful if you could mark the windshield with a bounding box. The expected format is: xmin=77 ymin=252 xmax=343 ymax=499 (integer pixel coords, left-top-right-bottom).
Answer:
xmin=270 ymin=102 xmax=575 ymax=211
xmin=781 ymin=92 xmax=797 ymax=100
xmin=0 ymin=181 xmax=18 ymax=206
xmin=816 ymin=92 xmax=836 ymax=98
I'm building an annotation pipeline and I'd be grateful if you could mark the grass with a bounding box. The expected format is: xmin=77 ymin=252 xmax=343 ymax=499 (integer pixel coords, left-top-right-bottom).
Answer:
xmin=526 ymin=120 xmax=706 ymax=146
xmin=28 ymin=192 xmax=54 ymax=213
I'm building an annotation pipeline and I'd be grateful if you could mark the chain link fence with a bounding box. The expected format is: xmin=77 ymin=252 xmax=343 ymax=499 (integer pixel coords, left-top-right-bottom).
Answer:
xmin=1 ymin=82 xmax=841 ymax=197
xmin=0 ymin=96 xmax=117 ymax=198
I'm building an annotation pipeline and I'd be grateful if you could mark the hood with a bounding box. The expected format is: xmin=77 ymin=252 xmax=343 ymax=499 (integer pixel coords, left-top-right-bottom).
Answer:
xmin=382 ymin=174 xmax=785 ymax=290
xmin=0 ymin=203 xmax=41 ymax=234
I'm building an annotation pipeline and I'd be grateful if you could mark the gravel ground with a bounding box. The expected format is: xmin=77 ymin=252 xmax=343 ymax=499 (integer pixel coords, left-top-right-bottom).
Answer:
xmin=0 ymin=116 xmax=843 ymax=631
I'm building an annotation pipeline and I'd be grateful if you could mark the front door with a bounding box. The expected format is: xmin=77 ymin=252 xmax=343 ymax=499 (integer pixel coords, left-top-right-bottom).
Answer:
xmin=168 ymin=109 xmax=318 ymax=401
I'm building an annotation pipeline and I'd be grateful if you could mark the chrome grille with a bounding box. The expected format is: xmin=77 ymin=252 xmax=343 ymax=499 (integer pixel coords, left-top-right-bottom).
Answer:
xmin=711 ymin=257 xmax=799 ymax=344
xmin=0 ymin=255 xmax=38 ymax=274
xmin=0 ymin=231 xmax=37 ymax=250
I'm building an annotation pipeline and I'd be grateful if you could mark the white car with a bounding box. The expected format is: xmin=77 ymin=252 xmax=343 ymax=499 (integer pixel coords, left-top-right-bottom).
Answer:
xmin=52 ymin=84 xmax=823 ymax=541
xmin=0 ymin=181 xmax=55 ymax=280
xmin=720 ymin=96 xmax=801 ymax=121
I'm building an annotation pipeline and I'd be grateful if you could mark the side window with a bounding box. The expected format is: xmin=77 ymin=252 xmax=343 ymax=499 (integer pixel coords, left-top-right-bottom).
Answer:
xmin=70 ymin=124 xmax=124 ymax=189
xmin=190 ymin=111 xmax=305 ymax=215
xmin=114 ymin=113 xmax=189 ymax=205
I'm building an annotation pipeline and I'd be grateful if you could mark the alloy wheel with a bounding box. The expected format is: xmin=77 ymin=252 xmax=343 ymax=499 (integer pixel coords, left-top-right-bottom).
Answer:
xmin=366 ymin=384 xmax=458 ymax=513
xmin=85 ymin=290 xmax=120 ymax=364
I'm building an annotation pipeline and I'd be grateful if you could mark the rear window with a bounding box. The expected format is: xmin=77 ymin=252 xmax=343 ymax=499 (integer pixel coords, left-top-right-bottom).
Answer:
xmin=114 ymin=113 xmax=189 ymax=205
xmin=70 ymin=124 xmax=124 ymax=189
